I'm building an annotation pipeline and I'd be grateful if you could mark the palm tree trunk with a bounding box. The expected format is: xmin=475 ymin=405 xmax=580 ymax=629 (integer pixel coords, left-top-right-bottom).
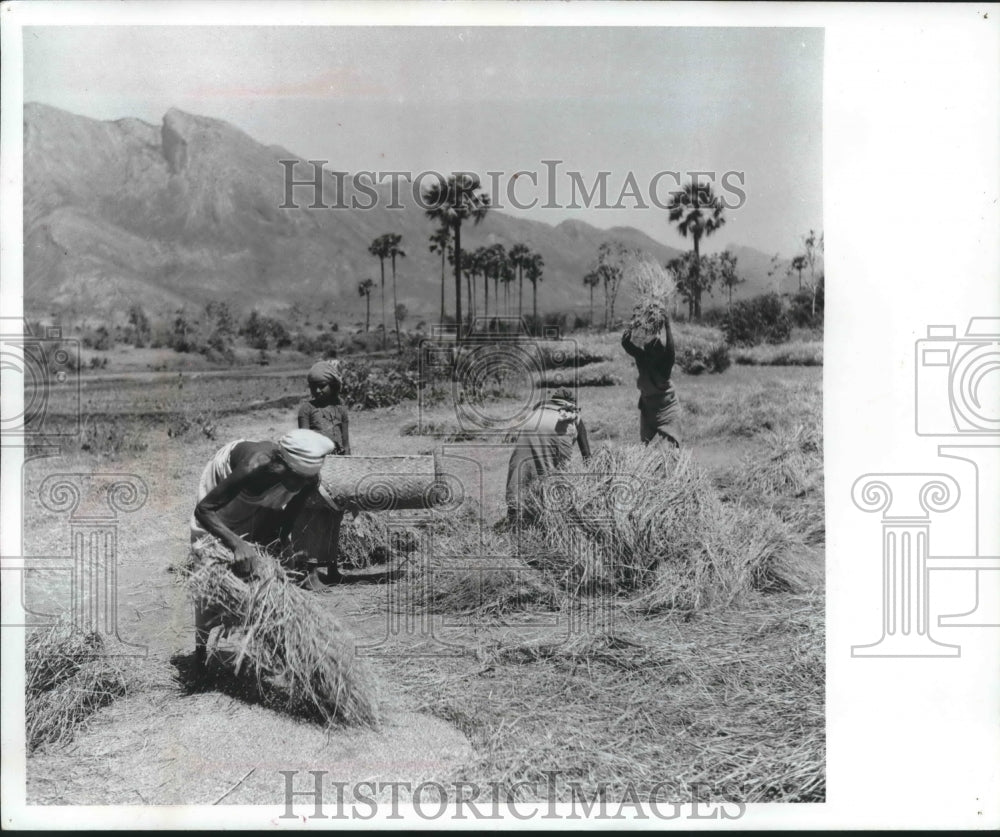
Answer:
xmin=483 ymin=273 xmax=489 ymax=330
xmin=391 ymin=255 xmax=400 ymax=354
xmin=588 ymin=286 xmax=594 ymax=325
xmin=365 ymin=294 xmax=370 ymax=332
xmin=379 ymin=258 xmax=387 ymax=349
xmin=453 ymin=222 xmax=462 ymax=343
xmin=532 ymin=282 xmax=538 ymax=333
xmin=693 ymin=237 xmax=702 ymax=322
xmin=466 ymin=273 xmax=473 ymax=331
xmin=469 ymin=271 xmax=477 ymax=330
xmin=440 ymin=250 xmax=446 ymax=327
xmin=518 ymin=269 xmax=524 ymax=322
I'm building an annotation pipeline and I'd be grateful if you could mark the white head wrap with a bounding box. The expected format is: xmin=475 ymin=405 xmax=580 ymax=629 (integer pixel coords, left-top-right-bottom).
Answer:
xmin=277 ymin=428 xmax=335 ymax=476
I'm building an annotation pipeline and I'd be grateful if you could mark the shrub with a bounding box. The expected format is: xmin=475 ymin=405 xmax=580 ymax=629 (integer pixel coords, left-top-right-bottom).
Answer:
xmin=789 ymin=280 xmax=825 ymax=329
xmin=339 ymin=359 xmax=419 ymax=409
xmin=76 ymin=414 xmax=148 ymax=458
xmin=166 ymin=407 xmax=219 ymax=442
xmin=675 ymin=341 xmax=731 ymax=375
xmin=83 ymin=326 xmax=113 ymax=351
xmin=295 ymin=330 xmax=342 ymax=358
xmin=723 ymin=293 xmax=792 ymax=346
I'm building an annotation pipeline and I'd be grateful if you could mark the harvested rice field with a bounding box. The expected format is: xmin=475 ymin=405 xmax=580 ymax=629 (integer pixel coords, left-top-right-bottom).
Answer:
xmin=21 ymin=341 xmax=824 ymax=806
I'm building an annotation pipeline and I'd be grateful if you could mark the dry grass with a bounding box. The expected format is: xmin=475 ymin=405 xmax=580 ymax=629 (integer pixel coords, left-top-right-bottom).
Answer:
xmin=25 ymin=626 xmax=153 ymax=753
xmin=540 ymin=361 xmax=622 ymax=388
xmin=412 ymin=528 xmax=561 ymax=619
xmin=733 ymin=342 xmax=823 ymax=367
xmin=180 ymin=542 xmax=381 ymax=728
xmin=396 ymin=592 xmax=824 ymax=803
xmin=687 ymin=378 xmax=820 ymax=441
xmin=527 ymin=444 xmax=808 ymax=612
xmin=718 ymin=423 xmax=825 ymax=553
xmin=338 ymin=511 xmax=420 ymax=570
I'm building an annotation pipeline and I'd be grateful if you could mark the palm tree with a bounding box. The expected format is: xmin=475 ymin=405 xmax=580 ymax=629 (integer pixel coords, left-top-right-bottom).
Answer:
xmin=357 ymin=278 xmax=375 ymax=333
xmin=525 ymin=252 xmax=545 ymax=334
xmin=491 ymin=244 xmax=507 ymax=329
xmin=582 ymin=270 xmax=601 ymax=326
xmin=717 ymin=250 xmax=742 ymax=315
xmin=508 ymin=243 xmax=530 ymax=323
xmin=422 ymin=174 xmax=491 ymax=342
xmin=368 ymin=234 xmax=392 ymax=349
xmin=790 ymin=255 xmax=807 ymax=291
xmin=480 ymin=246 xmax=493 ymax=328
xmin=483 ymin=243 xmax=507 ymax=331
xmin=428 ymin=226 xmax=452 ymax=327
xmin=385 ymin=233 xmax=406 ymax=353
xmin=467 ymin=246 xmax=488 ymax=329
xmin=500 ymin=257 xmax=516 ymax=321
xmin=667 ymin=179 xmax=726 ymax=320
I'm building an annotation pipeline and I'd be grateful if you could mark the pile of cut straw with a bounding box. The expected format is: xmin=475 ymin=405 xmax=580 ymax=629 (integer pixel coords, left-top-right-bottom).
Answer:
xmin=180 ymin=542 xmax=381 ymax=728
xmin=528 ymin=444 xmax=804 ymax=611
xmin=26 ymin=626 xmax=146 ymax=752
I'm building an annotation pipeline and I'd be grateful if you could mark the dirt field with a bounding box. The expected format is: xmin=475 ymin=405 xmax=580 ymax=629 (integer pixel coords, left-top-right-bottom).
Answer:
xmin=22 ymin=331 xmax=824 ymax=805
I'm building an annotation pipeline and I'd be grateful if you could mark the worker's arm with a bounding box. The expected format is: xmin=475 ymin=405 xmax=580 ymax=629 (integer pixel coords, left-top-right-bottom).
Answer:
xmin=576 ymin=418 xmax=592 ymax=462
xmin=621 ymin=328 xmax=643 ymax=359
xmin=297 ymin=402 xmax=311 ymax=430
xmin=194 ymin=456 xmax=273 ymax=570
xmin=339 ymin=408 xmax=351 ymax=456
xmin=660 ymin=319 xmax=676 ymax=374
xmin=278 ymin=478 xmax=320 ymax=542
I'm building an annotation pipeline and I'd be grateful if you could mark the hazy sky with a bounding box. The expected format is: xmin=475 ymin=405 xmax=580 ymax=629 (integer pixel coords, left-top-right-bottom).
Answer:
xmin=24 ymin=26 xmax=822 ymax=256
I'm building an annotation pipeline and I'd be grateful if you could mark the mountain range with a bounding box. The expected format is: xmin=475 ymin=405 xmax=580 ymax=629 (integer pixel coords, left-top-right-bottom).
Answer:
xmin=23 ymin=103 xmax=805 ymax=325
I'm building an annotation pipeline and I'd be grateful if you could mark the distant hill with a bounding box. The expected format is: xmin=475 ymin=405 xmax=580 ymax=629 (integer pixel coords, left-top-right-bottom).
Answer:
xmin=24 ymin=103 xmax=801 ymax=326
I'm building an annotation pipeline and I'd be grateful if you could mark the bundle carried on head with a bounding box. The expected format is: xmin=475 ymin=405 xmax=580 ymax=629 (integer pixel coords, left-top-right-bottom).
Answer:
xmin=180 ymin=541 xmax=381 ymax=729
xmin=625 ymin=254 xmax=676 ymax=343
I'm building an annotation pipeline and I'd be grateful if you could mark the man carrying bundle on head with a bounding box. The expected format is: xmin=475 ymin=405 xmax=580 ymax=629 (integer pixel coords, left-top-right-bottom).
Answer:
xmin=622 ymin=308 xmax=681 ymax=451
xmin=189 ymin=428 xmax=335 ymax=664
xmin=504 ymin=388 xmax=591 ymax=528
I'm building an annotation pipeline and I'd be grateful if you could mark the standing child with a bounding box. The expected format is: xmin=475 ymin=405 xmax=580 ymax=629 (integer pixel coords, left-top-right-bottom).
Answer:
xmin=291 ymin=360 xmax=350 ymax=584
xmin=298 ymin=361 xmax=350 ymax=454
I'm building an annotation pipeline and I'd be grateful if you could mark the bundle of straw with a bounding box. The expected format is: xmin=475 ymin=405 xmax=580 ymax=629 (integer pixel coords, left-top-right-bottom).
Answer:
xmin=625 ymin=255 xmax=676 ymax=342
xmin=338 ymin=511 xmax=420 ymax=570
xmin=26 ymin=626 xmax=144 ymax=752
xmin=180 ymin=542 xmax=381 ymax=728
xmin=529 ymin=444 xmax=801 ymax=611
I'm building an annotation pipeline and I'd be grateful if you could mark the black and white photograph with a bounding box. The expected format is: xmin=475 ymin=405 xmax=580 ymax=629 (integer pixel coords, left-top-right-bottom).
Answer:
xmin=1 ymin=1 xmax=996 ymax=830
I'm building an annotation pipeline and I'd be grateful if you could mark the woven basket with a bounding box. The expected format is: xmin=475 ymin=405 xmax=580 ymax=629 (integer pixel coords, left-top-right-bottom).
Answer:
xmin=319 ymin=454 xmax=443 ymax=512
